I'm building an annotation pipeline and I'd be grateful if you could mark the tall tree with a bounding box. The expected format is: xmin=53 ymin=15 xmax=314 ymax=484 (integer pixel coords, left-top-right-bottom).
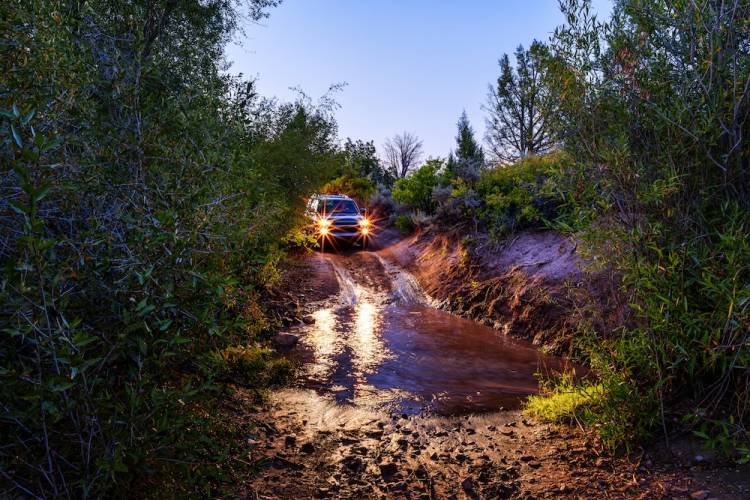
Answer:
xmin=382 ymin=131 xmax=424 ymax=179
xmin=446 ymin=111 xmax=485 ymax=182
xmin=484 ymin=42 xmax=555 ymax=163
xmin=342 ymin=138 xmax=394 ymax=187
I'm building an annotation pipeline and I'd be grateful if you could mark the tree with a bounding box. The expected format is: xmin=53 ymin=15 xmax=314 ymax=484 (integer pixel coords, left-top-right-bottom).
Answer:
xmin=382 ymin=131 xmax=424 ymax=179
xmin=392 ymin=159 xmax=442 ymax=213
xmin=342 ymin=138 xmax=394 ymax=188
xmin=445 ymin=111 xmax=485 ymax=182
xmin=484 ymin=42 xmax=555 ymax=163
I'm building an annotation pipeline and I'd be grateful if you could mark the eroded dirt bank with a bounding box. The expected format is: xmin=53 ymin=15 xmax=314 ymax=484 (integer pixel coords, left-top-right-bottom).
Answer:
xmin=226 ymin=231 xmax=748 ymax=499
xmin=381 ymin=229 xmax=629 ymax=355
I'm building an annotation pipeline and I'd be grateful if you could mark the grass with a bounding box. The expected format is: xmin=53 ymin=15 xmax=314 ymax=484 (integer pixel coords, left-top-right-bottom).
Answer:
xmin=525 ymin=374 xmax=604 ymax=426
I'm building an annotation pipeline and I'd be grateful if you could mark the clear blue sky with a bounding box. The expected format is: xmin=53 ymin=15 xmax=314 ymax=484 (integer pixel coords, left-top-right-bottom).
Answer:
xmin=225 ymin=0 xmax=612 ymax=159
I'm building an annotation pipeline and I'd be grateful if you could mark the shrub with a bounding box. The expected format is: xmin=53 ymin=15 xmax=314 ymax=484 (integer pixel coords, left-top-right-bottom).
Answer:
xmin=0 ymin=0 xmax=336 ymax=496
xmin=475 ymin=151 xmax=576 ymax=237
xmin=525 ymin=374 xmax=604 ymax=426
xmin=393 ymin=214 xmax=414 ymax=234
xmin=214 ymin=345 xmax=294 ymax=387
xmin=321 ymin=174 xmax=376 ymax=205
xmin=391 ymin=159 xmax=443 ymax=213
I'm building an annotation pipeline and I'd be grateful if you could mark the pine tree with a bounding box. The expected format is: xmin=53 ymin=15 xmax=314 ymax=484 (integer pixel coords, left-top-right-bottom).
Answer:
xmin=484 ymin=42 xmax=555 ymax=163
xmin=445 ymin=111 xmax=485 ymax=183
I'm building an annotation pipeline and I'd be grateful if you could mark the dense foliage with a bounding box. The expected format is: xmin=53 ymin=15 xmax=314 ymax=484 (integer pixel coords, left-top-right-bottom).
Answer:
xmin=476 ymin=151 xmax=579 ymax=237
xmin=534 ymin=0 xmax=750 ymax=451
xmin=0 ymin=0 xmax=339 ymax=495
xmin=391 ymin=159 xmax=442 ymax=213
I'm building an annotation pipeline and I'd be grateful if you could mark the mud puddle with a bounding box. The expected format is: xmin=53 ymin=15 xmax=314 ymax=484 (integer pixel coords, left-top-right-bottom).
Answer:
xmin=282 ymin=251 xmax=571 ymax=416
xmin=232 ymin=243 xmax=750 ymax=499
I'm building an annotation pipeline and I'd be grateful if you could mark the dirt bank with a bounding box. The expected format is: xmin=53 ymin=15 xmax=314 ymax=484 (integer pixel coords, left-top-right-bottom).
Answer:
xmin=381 ymin=229 xmax=629 ymax=355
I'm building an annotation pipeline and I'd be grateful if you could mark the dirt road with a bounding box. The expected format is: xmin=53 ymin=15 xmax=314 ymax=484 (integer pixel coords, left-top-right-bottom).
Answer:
xmin=230 ymin=233 xmax=748 ymax=499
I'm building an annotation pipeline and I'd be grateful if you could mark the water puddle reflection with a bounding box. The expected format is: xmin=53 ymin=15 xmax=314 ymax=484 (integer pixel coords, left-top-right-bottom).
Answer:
xmin=285 ymin=255 xmax=574 ymax=416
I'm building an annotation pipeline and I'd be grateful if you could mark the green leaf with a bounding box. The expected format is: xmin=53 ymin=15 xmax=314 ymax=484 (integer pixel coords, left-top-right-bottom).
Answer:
xmin=8 ymin=199 xmax=28 ymax=216
xmin=21 ymin=110 xmax=35 ymax=126
xmin=33 ymin=185 xmax=51 ymax=203
xmin=12 ymin=103 xmax=20 ymax=118
xmin=10 ymin=124 xmax=22 ymax=148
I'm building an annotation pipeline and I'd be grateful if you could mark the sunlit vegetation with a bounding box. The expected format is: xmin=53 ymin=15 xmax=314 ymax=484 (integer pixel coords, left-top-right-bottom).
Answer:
xmin=525 ymin=375 xmax=604 ymax=427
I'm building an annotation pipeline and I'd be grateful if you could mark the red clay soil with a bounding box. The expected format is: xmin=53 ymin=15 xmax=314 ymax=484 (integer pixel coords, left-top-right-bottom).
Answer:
xmin=381 ymin=229 xmax=631 ymax=355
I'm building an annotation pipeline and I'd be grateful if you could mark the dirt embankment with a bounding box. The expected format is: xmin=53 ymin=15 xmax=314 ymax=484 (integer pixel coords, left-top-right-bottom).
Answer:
xmin=382 ymin=229 xmax=630 ymax=355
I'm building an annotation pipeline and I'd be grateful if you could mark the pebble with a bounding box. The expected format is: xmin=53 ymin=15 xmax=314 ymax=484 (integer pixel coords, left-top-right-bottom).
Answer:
xmin=272 ymin=332 xmax=299 ymax=349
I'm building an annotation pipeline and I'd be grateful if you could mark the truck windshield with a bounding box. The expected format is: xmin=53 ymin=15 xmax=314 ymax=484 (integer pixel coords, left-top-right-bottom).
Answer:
xmin=318 ymin=199 xmax=359 ymax=214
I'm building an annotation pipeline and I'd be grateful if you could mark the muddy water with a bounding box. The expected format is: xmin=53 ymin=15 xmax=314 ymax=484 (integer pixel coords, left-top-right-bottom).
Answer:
xmin=285 ymin=252 xmax=572 ymax=416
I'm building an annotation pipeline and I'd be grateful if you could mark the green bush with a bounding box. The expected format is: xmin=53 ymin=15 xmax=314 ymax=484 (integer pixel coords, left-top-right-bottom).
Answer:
xmin=321 ymin=174 xmax=376 ymax=205
xmin=476 ymin=151 xmax=579 ymax=236
xmin=392 ymin=160 xmax=443 ymax=213
xmin=393 ymin=214 xmax=415 ymax=234
xmin=0 ymin=0 xmax=336 ymax=496
xmin=213 ymin=345 xmax=294 ymax=387
xmin=533 ymin=0 xmax=750 ymax=453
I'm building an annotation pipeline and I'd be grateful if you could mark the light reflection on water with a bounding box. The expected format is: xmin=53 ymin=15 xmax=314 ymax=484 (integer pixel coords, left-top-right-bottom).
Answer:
xmin=352 ymin=301 xmax=387 ymax=377
xmin=303 ymin=308 xmax=338 ymax=380
xmin=285 ymin=255 xmax=574 ymax=416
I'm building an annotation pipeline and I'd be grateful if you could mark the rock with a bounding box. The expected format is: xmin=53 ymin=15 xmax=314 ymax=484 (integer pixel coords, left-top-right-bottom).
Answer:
xmin=391 ymin=482 xmax=407 ymax=491
xmin=379 ymin=462 xmax=398 ymax=480
xmin=462 ymin=477 xmax=476 ymax=494
xmin=690 ymin=491 xmax=710 ymax=500
xmin=271 ymin=456 xmax=303 ymax=470
xmin=272 ymin=333 xmax=299 ymax=349
xmin=341 ymin=456 xmax=363 ymax=473
xmin=301 ymin=442 xmax=315 ymax=454
xmin=302 ymin=315 xmax=316 ymax=324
